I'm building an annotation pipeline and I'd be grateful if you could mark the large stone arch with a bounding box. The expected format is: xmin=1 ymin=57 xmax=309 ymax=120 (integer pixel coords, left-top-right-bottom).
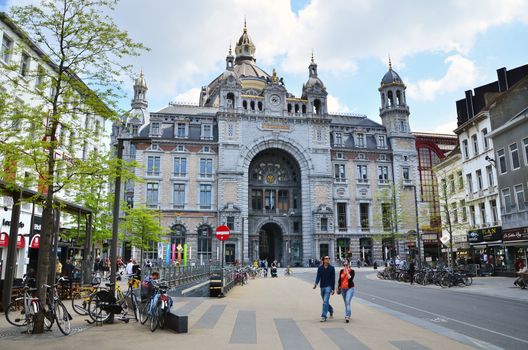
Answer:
xmin=237 ymin=135 xmax=315 ymax=266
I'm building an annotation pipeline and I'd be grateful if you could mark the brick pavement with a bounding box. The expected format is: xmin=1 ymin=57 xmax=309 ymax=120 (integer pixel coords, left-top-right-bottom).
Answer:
xmin=0 ymin=270 xmax=477 ymax=350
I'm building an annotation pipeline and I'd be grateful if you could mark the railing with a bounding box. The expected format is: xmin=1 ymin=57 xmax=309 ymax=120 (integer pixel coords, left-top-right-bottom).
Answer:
xmin=150 ymin=265 xmax=213 ymax=288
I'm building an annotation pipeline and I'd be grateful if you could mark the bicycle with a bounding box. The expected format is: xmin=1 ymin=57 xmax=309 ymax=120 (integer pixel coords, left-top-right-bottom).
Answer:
xmin=42 ymin=278 xmax=72 ymax=335
xmin=4 ymin=279 xmax=50 ymax=334
xmin=88 ymin=276 xmax=140 ymax=323
xmin=139 ymin=281 xmax=171 ymax=332
xmin=71 ymin=273 xmax=104 ymax=316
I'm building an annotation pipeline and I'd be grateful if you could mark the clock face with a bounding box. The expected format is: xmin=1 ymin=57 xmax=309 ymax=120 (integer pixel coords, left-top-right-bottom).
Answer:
xmin=266 ymin=174 xmax=276 ymax=184
xmin=269 ymin=94 xmax=281 ymax=106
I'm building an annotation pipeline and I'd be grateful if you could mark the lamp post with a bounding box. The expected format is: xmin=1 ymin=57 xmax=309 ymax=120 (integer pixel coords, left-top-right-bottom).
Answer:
xmin=241 ymin=216 xmax=245 ymax=266
xmin=411 ymin=184 xmax=422 ymax=268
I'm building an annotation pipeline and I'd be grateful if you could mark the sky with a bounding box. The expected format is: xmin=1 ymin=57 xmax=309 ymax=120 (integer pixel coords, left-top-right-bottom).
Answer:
xmin=2 ymin=0 xmax=528 ymax=134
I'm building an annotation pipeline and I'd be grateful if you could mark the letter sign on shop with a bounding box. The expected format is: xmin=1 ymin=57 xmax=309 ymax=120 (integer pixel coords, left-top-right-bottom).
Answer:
xmin=215 ymin=225 xmax=230 ymax=241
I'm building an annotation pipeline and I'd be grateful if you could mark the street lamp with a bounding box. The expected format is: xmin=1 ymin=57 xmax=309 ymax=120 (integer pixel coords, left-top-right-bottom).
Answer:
xmin=241 ymin=216 xmax=245 ymax=266
xmin=410 ymin=184 xmax=422 ymax=268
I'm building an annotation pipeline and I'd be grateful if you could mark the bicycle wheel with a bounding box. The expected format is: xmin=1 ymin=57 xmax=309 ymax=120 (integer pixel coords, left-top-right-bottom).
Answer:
xmin=139 ymin=302 xmax=149 ymax=325
xmin=88 ymin=290 xmax=111 ymax=323
xmin=464 ymin=275 xmax=473 ymax=286
xmin=71 ymin=291 xmax=89 ymax=316
xmin=55 ymin=301 xmax=72 ymax=336
xmin=5 ymin=298 xmax=26 ymax=327
xmin=149 ymin=304 xmax=159 ymax=332
xmin=25 ymin=300 xmax=39 ymax=334
xmin=158 ymin=305 xmax=166 ymax=329
xmin=129 ymin=293 xmax=139 ymax=322
xmin=440 ymin=276 xmax=450 ymax=288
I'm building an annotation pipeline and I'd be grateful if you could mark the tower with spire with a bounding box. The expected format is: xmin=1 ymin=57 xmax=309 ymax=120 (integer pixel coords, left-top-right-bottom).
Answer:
xmin=302 ymin=52 xmax=328 ymax=115
xmin=379 ymin=57 xmax=411 ymax=136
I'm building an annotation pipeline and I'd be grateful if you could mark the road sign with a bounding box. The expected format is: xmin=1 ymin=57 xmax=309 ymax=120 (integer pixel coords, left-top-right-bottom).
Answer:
xmin=215 ymin=225 xmax=230 ymax=241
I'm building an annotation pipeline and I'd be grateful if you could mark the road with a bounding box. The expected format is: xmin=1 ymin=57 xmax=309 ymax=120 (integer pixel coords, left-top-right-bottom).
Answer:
xmin=296 ymin=269 xmax=528 ymax=350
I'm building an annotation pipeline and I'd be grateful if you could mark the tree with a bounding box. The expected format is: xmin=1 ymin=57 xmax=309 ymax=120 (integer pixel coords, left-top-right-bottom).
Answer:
xmin=120 ymin=205 xmax=166 ymax=267
xmin=0 ymin=0 xmax=146 ymax=333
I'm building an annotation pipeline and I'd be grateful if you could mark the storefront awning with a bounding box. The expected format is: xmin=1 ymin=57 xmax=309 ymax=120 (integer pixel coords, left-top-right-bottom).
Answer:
xmin=0 ymin=232 xmax=8 ymax=247
xmin=502 ymin=239 xmax=528 ymax=246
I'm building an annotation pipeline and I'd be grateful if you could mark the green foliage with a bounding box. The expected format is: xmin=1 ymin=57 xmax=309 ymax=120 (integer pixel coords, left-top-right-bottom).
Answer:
xmin=120 ymin=205 xmax=166 ymax=262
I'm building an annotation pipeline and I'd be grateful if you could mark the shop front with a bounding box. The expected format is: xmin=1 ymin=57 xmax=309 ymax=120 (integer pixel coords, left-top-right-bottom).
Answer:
xmin=500 ymin=226 xmax=528 ymax=273
xmin=467 ymin=226 xmax=503 ymax=273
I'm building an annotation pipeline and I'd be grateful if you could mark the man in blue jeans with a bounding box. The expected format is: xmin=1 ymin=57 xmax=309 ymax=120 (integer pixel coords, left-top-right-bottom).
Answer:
xmin=313 ymin=255 xmax=335 ymax=322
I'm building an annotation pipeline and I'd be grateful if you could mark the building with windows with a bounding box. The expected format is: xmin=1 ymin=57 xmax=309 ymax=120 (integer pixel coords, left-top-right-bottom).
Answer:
xmin=487 ymin=74 xmax=528 ymax=272
xmin=454 ymin=63 xmax=528 ymax=273
xmin=413 ymin=132 xmax=457 ymax=262
xmin=113 ymin=24 xmax=419 ymax=266
xmin=0 ymin=13 xmax=108 ymax=280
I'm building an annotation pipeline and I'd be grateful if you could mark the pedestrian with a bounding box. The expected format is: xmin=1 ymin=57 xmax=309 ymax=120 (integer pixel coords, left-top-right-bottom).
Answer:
xmin=408 ymin=260 xmax=416 ymax=285
xmin=337 ymin=258 xmax=355 ymax=323
xmin=514 ymin=257 xmax=525 ymax=287
xmin=313 ymin=255 xmax=335 ymax=322
xmin=55 ymin=258 xmax=62 ymax=276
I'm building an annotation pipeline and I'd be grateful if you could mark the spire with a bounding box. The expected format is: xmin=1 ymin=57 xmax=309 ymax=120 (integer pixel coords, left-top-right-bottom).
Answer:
xmin=226 ymin=42 xmax=234 ymax=69
xmin=388 ymin=54 xmax=392 ymax=70
xmin=235 ymin=17 xmax=256 ymax=61
xmin=132 ymin=71 xmax=148 ymax=110
xmin=309 ymin=51 xmax=318 ymax=77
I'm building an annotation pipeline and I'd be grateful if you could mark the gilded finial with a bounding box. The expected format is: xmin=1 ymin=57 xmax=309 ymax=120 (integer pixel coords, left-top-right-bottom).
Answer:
xmin=272 ymin=68 xmax=279 ymax=83
xmin=311 ymin=49 xmax=314 ymax=63
xmin=244 ymin=16 xmax=247 ymax=33
xmin=228 ymin=42 xmax=232 ymax=55
xmin=388 ymin=54 xmax=392 ymax=70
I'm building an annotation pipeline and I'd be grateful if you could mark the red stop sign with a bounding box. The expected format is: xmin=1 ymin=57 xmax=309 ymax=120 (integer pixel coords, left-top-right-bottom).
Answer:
xmin=215 ymin=225 xmax=230 ymax=241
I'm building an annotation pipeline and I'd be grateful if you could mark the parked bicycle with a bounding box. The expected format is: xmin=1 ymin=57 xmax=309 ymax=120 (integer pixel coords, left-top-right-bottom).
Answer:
xmin=139 ymin=281 xmax=172 ymax=332
xmin=88 ymin=276 xmax=140 ymax=324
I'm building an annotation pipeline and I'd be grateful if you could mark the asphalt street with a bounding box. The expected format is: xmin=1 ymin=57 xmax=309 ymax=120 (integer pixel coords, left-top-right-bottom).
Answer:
xmin=297 ymin=268 xmax=528 ymax=350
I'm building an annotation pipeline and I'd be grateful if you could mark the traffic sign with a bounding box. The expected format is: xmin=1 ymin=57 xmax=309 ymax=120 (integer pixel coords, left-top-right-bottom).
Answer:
xmin=215 ymin=225 xmax=230 ymax=241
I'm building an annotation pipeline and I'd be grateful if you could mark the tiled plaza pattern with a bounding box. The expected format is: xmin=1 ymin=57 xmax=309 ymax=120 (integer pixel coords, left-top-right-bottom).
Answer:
xmin=0 ymin=271 xmax=478 ymax=350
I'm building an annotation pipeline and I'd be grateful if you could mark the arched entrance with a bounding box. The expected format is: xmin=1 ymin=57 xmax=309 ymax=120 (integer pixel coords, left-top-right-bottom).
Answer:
xmin=259 ymin=222 xmax=283 ymax=264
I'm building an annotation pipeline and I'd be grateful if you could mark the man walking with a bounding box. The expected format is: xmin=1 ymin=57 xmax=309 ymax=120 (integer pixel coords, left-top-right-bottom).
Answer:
xmin=313 ymin=255 xmax=335 ymax=322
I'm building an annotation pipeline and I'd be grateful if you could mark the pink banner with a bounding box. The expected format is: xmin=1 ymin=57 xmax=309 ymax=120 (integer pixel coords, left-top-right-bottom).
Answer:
xmin=171 ymin=243 xmax=176 ymax=262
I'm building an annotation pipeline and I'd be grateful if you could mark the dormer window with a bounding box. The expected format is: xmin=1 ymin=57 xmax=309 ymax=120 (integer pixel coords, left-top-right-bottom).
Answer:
xmin=176 ymin=122 xmax=187 ymax=138
xmin=151 ymin=122 xmax=160 ymax=135
xmin=336 ymin=152 xmax=343 ymax=159
xmin=202 ymin=124 xmax=213 ymax=140
xmin=358 ymin=153 xmax=365 ymax=160
xmin=202 ymin=146 xmax=211 ymax=153
xmin=176 ymin=145 xmax=185 ymax=152
xmin=378 ymin=135 xmax=386 ymax=148
xmin=132 ymin=125 xmax=139 ymax=136
xmin=356 ymin=133 xmax=365 ymax=148
xmin=334 ymin=132 xmax=343 ymax=147
xmin=149 ymin=144 xmax=160 ymax=151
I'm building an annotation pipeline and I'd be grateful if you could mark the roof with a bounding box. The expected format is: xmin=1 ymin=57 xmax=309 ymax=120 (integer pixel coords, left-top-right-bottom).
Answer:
xmin=381 ymin=68 xmax=403 ymax=85
xmin=156 ymin=103 xmax=218 ymax=115
xmin=330 ymin=114 xmax=384 ymax=129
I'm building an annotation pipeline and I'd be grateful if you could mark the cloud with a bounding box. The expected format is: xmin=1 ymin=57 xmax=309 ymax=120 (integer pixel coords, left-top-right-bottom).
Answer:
xmin=172 ymin=88 xmax=201 ymax=105
xmin=5 ymin=0 xmax=528 ymax=110
xmin=327 ymin=94 xmax=351 ymax=114
xmin=406 ymin=55 xmax=477 ymax=101
xmin=433 ymin=118 xmax=458 ymax=134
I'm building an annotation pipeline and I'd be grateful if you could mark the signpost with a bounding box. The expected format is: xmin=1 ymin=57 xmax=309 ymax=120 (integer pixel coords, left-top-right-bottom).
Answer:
xmin=215 ymin=225 xmax=230 ymax=298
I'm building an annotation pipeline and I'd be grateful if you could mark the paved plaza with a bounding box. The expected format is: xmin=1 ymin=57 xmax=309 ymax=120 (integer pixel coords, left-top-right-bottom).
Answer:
xmin=3 ymin=269 xmax=519 ymax=350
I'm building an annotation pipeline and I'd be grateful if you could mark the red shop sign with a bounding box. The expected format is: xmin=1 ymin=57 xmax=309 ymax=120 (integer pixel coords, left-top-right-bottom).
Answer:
xmin=30 ymin=234 xmax=40 ymax=249
xmin=16 ymin=234 xmax=25 ymax=249
xmin=0 ymin=232 xmax=8 ymax=247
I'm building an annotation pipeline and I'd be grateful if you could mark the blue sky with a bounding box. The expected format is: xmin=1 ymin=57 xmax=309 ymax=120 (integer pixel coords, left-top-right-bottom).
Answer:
xmin=2 ymin=0 xmax=528 ymax=134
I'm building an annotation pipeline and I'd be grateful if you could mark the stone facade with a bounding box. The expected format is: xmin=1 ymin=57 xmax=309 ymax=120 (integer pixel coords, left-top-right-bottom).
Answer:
xmin=113 ymin=26 xmax=419 ymax=266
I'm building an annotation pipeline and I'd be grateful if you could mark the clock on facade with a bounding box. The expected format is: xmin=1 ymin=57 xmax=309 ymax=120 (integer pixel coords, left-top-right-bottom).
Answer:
xmin=269 ymin=94 xmax=281 ymax=106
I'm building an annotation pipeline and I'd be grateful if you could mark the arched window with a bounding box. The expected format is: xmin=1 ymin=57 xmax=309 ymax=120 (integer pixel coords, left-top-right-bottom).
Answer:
xmin=295 ymin=104 xmax=299 ymax=113
xmin=258 ymin=101 xmax=263 ymax=111
xmin=313 ymin=99 xmax=321 ymax=115
xmin=250 ymin=101 xmax=255 ymax=110
xmin=242 ymin=100 xmax=247 ymax=109
xmin=226 ymin=92 xmax=235 ymax=108
xmin=287 ymin=103 xmax=292 ymax=113
xmin=396 ymin=90 xmax=402 ymax=105
xmin=197 ymin=225 xmax=212 ymax=264
xmin=302 ymin=105 xmax=307 ymax=114
xmin=387 ymin=91 xmax=394 ymax=106
xmin=170 ymin=224 xmax=186 ymax=246
xmin=381 ymin=93 xmax=386 ymax=107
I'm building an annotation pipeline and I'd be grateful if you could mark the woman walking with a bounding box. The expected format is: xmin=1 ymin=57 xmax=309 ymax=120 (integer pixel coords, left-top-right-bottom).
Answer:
xmin=337 ymin=259 xmax=355 ymax=323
